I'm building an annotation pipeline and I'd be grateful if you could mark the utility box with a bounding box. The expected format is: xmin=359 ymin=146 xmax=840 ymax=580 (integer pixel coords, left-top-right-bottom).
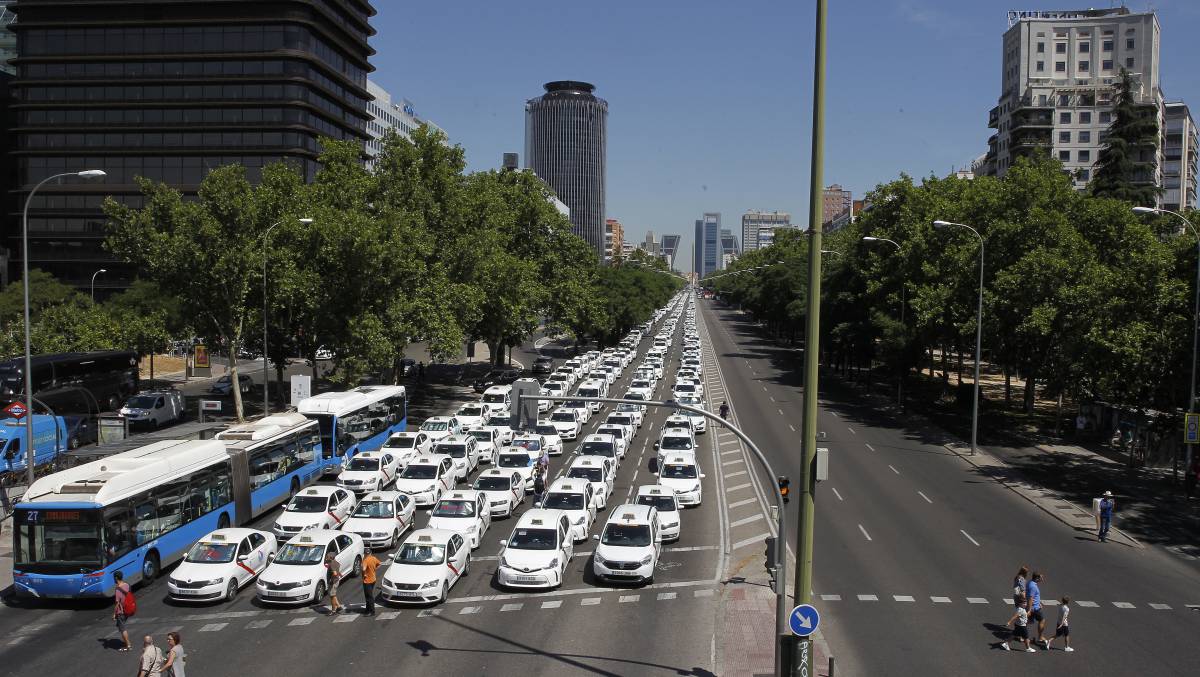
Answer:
xmin=815 ymin=447 xmax=829 ymax=482
xmin=510 ymin=378 xmax=542 ymax=431
xmin=98 ymin=413 xmax=129 ymax=444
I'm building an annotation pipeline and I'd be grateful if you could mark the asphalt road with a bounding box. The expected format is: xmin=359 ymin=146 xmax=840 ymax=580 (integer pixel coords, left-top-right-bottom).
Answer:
xmin=0 ymin=295 xmax=735 ymax=677
xmin=698 ymin=299 xmax=1200 ymax=677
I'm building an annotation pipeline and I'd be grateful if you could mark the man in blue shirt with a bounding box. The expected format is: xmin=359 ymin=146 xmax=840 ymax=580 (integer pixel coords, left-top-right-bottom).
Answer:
xmin=1026 ymin=571 xmax=1047 ymax=648
xmin=1099 ymin=490 xmax=1115 ymax=542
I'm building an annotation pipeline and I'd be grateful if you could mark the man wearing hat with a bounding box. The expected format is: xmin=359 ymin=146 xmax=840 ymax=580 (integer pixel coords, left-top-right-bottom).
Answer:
xmin=1098 ymin=491 xmax=1115 ymax=543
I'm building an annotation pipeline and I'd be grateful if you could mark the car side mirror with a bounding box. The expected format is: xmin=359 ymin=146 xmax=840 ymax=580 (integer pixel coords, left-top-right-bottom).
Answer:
xmin=499 ymin=540 xmax=507 ymax=547
xmin=653 ymin=442 xmax=659 ymax=449
xmin=700 ymin=473 xmax=707 ymax=479
xmin=388 ymin=553 xmax=397 ymax=560
xmin=592 ymin=534 xmax=600 ymax=541
xmin=534 ymin=502 xmax=542 ymax=508
xmin=237 ymin=554 xmax=249 ymax=562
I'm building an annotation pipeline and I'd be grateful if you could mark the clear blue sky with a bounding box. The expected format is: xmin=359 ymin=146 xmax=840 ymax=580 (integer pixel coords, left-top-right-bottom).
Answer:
xmin=369 ymin=1 xmax=1200 ymax=273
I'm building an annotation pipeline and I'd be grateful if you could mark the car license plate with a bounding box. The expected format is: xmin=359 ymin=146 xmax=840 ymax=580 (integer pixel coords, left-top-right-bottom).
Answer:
xmin=264 ymin=590 xmax=289 ymax=597
xmin=514 ymin=575 xmax=540 ymax=583
xmin=394 ymin=590 xmax=421 ymax=597
xmin=175 ymin=589 xmax=200 ymax=595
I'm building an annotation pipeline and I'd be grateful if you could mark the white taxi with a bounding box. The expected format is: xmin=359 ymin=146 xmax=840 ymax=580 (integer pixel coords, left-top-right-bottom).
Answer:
xmin=635 ymin=485 xmax=681 ymax=542
xmin=272 ymin=486 xmax=357 ymax=541
xmin=578 ymin=433 xmax=621 ymax=466
xmin=495 ymin=448 xmax=539 ymax=491
xmin=655 ymin=429 xmax=697 ymax=465
xmin=481 ymin=413 xmax=517 ymax=446
xmin=418 ymin=416 xmax=461 ymax=443
xmin=545 ymin=409 xmax=583 ymax=440
xmin=426 ymin=490 xmax=492 ymax=549
xmin=614 ymin=403 xmax=645 ymax=426
xmin=496 ymin=509 xmax=574 ymax=590
xmin=561 ymin=399 xmax=593 ymax=424
xmin=592 ymin=504 xmax=662 ymax=585
xmin=473 ymin=468 xmax=526 ymax=517
xmin=381 ymin=431 xmax=432 ymax=467
xmin=539 ymin=478 xmax=596 ymax=542
xmin=465 ymin=428 xmax=500 ymax=465
xmin=380 ymin=529 xmax=470 ymax=605
xmin=565 ymin=456 xmax=614 ymax=510
xmin=528 ymin=426 xmax=565 ymax=456
xmin=676 ymin=396 xmax=708 ymax=433
xmin=337 ymin=450 xmax=401 ymax=495
xmin=256 ymin=530 xmax=364 ymax=605
xmin=434 ymin=435 xmax=480 ymax=482
xmin=167 ymin=528 xmax=277 ymax=603
xmin=604 ymin=412 xmax=639 ymax=438
xmin=455 ymin=403 xmax=489 ymax=430
xmin=341 ymin=491 xmax=416 ymax=550
xmin=594 ymin=425 xmax=631 ymax=458
xmin=394 ymin=454 xmax=456 ymax=507
xmin=657 ymin=452 xmax=705 ymax=506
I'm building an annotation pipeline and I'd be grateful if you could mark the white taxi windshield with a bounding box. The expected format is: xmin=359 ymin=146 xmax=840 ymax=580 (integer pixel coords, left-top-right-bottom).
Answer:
xmin=394 ymin=543 xmax=445 ymax=565
xmin=184 ymin=541 xmax=237 ymax=563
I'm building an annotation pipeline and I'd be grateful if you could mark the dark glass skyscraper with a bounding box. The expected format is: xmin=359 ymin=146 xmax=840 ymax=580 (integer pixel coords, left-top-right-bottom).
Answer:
xmin=524 ymin=81 xmax=607 ymax=259
xmin=5 ymin=0 xmax=375 ymax=291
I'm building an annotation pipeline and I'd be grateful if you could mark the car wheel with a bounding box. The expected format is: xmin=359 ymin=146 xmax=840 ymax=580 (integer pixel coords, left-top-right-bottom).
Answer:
xmin=224 ymin=579 xmax=239 ymax=602
xmin=463 ymin=556 xmax=471 ymax=576
xmin=392 ymin=530 xmax=400 ymax=548
xmin=439 ymin=581 xmax=449 ymax=604
xmin=352 ymin=556 xmax=363 ymax=578
xmin=313 ymin=581 xmax=327 ymax=605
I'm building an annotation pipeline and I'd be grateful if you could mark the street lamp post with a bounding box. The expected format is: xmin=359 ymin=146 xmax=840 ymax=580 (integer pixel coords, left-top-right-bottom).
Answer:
xmin=22 ymin=169 xmax=106 ymax=484
xmin=90 ymin=268 xmax=108 ymax=303
xmin=933 ymin=220 xmax=985 ymax=455
xmin=1134 ymin=206 xmax=1198 ymax=475
xmin=863 ymin=237 xmax=904 ymax=406
xmin=263 ymin=217 xmax=313 ymax=416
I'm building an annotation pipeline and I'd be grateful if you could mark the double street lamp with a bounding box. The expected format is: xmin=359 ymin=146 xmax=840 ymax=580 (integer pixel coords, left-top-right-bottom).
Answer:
xmin=932 ymin=220 xmax=985 ymax=455
xmin=263 ymin=217 xmax=314 ymax=415
xmin=22 ymin=170 xmax=107 ymax=484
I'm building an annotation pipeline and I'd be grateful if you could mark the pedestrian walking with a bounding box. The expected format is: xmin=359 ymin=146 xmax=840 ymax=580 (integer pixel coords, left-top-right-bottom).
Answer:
xmin=137 ymin=635 xmax=166 ymax=677
xmin=113 ymin=570 xmax=133 ymax=651
xmin=325 ymin=552 xmax=345 ymax=614
xmin=1026 ymin=571 xmax=1047 ymax=646
xmin=533 ymin=470 xmax=547 ymax=506
xmin=163 ymin=631 xmax=187 ymax=677
xmin=719 ymin=401 xmax=730 ymax=421
xmin=361 ymin=550 xmax=380 ymax=616
xmin=1012 ymin=565 xmax=1028 ymax=598
xmin=1098 ymin=491 xmax=1115 ymax=542
xmin=1003 ymin=593 xmax=1035 ymax=652
xmin=1045 ymin=596 xmax=1074 ymax=652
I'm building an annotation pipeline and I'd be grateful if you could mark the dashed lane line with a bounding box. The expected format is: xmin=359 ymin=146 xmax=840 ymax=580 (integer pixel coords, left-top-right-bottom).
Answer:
xmin=500 ymin=603 xmax=524 ymax=612
xmin=789 ymin=424 xmax=796 ymax=432
xmin=726 ymin=482 xmax=752 ymax=492
xmin=541 ymin=600 xmax=562 ymax=609
xmin=917 ymin=491 xmax=933 ymax=504
xmin=620 ymin=595 xmax=640 ymax=603
xmin=728 ymin=497 xmax=757 ymax=509
xmin=731 ymin=532 xmax=771 ymax=550
xmin=778 ymin=409 xmax=784 ymax=416
xmin=864 ymin=443 xmax=875 ymax=452
xmin=960 ymin=530 xmax=981 ymax=547
xmin=848 ymin=427 xmax=856 ymax=435
xmin=725 ymin=469 xmax=748 ymax=479
xmin=831 ymin=487 xmax=844 ymax=501
xmin=858 ymin=524 xmax=873 ymax=541
xmin=1113 ymin=602 xmax=1136 ymax=609
xmin=966 ymin=598 xmax=989 ymax=604
xmin=1149 ymin=603 xmax=1172 ymax=610
xmin=657 ymin=592 xmax=678 ymax=601
xmin=730 ymin=513 xmax=765 ymax=528
xmin=894 ymin=595 xmax=915 ymax=602
xmin=288 ymin=617 xmax=315 ymax=626
xmin=888 ymin=464 xmax=900 ymax=474
xmin=858 ymin=594 xmax=879 ymax=601
xmin=199 ymin=623 xmax=228 ymax=632
xmin=931 ymin=596 xmax=952 ymax=604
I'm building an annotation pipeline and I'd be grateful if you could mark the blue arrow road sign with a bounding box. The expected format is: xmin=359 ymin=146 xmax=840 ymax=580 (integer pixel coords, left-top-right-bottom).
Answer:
xmin=1186 ymin=413 xmax=1199 ymax=444
xmin=789 ymin=603 xmax=820 ymax=636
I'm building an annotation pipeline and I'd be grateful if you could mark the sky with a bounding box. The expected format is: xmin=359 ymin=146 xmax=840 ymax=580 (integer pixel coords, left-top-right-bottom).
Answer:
xmin=369 ymin=1 xmax=1200 ymax=273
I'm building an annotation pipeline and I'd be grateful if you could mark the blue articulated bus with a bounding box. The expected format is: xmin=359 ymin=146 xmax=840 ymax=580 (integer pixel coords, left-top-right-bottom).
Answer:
xmin=296 ymin=385 xmax=407 ymax=473
xmin=10 ymin=413 xmax=321 ymax=599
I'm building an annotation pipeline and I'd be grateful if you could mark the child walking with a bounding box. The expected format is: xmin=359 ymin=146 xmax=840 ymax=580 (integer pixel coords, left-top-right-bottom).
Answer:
xmin=1045 ymin=596 xmax=1074 ymax=652
xmin=1003 ymin=593 xmax=1036 ymax=652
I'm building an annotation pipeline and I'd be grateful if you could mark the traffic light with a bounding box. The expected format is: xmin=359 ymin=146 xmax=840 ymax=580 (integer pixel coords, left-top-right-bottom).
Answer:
xmin=777 ymin=475 xmax=790 ymax=503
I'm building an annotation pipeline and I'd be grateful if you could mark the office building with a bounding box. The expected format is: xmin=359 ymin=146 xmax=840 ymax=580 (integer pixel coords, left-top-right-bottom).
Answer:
xmin=1164 ymin=102 xmax=1198 ymax=212
xmin=822 ymin=184 xmax=852 ymax=226
xmin=525 ymin=81 xmax=608 ymax=259
xmin=640 ymin=230 xmax=660 ymax=255
xmin=694 ymin=212 xmax=721 ymax=277
xmin=660 ymin=234 xmax=681 ymax=268
xmin=0 ymin=2 xmax=15 ymax=75
xmin=981 ymin=8 xmax=1164 ymax=198
xmin=621 ymin=239 xmax=635 ymax=259
xmin=604 ymin=218 xmax=624 ymax=263
xmin=741 ymin=210 xmax=791 ymax=251
xmin=6 ymin=0 xmax=376 ymax=291
xmin=365 ymin=79 xmax=442 ymax=169
xmin=720 ymin=228 xmax=739 ymax=261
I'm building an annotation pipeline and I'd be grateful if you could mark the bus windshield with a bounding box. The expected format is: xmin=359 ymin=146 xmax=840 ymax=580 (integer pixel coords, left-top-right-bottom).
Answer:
xmin=12 ymin=509 xmax=105 ymax=573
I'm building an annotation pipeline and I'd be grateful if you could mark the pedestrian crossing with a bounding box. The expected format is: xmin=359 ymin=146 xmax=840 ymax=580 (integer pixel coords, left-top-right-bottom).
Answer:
xmin=814 ymin=593 xmax=1198 ymax=611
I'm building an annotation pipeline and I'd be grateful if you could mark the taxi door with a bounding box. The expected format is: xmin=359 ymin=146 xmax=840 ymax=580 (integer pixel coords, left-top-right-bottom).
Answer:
xmin=394 ymin=495 xmax=415 ymax=536
xmin=380 ymin=453 xmax=398 ymax=487
xmin=558 ymin=516 xmax=574 ymax=562
xmin=475 ymin=493 xmax=491 ymax=536
xmin=508 ymin=472 xmax=524 ymax=511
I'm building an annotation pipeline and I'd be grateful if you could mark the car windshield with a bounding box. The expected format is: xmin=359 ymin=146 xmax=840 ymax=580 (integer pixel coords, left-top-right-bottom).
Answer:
xmin=608 ymin=417 xmax=632 ymax=426
xmin=346 ymin=458 xmax=380 ymax=471
xmin=507 ymin=528 xmax=557 ymax=550
xmin=487 ymin=416 xmax=510 ymax=426
xmin=662 ymin=464 xmax=698 ymax=479
xmin=631 ymin=381 xmax=651 ymax=389
xmin=498 ymin=454 xmax=531 ymax=468
xmin=483 ymin=393 xmax=507 ymax=403
xmin=550 ymin=412 xmax=574 ymax=422
xmin=431 ymin=499 xmax=476 ymax=518
xmin=400 ymin=464 xmax=437 ymax=479
xmin=474 ymin=476 xmax=512 ymax=491
xmin=386 ymin=436 xmax=416 ymax=448
xmin=542 ymin=492 xmax=585 ymax=510
xmin=438 ymin=444 xmax=467 ymax=458
xmin=661 ymin=436 xmax=692 ymax=450
xmin=580 ymin=441 xmax=614 ymax=456
xmin=579 ymin=388 xmax=599 ymax=397
xmin=617 ymin=404 xmax=641 ymax=413
xmin=126 ymin=395 xmax=158 ymax=408
xmin=467 ymin=430 xmax=493 ymax=442
xmin=564 ymin=400 xmax=586 ymax=409
xmin=287 ymin=496 xmax=329 ymax=513
xmin=353 ymin=500 xmax=395 ymax=518
xmin=394 ymin=543 xmax=445 ymax=565
xmin=567 ymin=467 xmax=603 ymax=482
xmin=675 ymin=384 xmax=696 ymax=392
xmin=637 ymin=494 xmax=678 ymax=511
xmin=273 ymin=543 xmax=326 ymax=565
xmin=602 ymin=524 xmax=652 ymax=547
xmin=535 ymin=425 xmax=558 ymax=436
xmin=459 ymin=406 xmax=484 ymax=416
xmin=625 ymin=392 xmax=646 ymax=401
xmin=421 ymin=421 xmax=449 ymax=432
xmin=184 ymin=541 xmax=237 ymax=563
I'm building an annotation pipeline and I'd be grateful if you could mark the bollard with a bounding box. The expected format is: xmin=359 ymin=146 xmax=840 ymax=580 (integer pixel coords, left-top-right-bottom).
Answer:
xmin=828 ymin=656 xmax=835 ymax=677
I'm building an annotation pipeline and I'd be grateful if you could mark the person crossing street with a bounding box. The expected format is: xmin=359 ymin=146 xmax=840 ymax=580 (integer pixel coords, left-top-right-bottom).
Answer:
xmin=1098 ymin=491 xmax=1115 ymax=542
xmin=361 ymin=550 xmax=380 ymax=616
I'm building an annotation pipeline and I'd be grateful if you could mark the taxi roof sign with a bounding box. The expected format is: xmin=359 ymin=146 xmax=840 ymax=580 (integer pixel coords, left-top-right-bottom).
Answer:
xmin=210 ymin=533 xmax=226 ymax=541
xmin=305 ymin=489 xmax=318 ymax=495
xmin=417 ymin=535 xmax=433 ymax=542
xmin=299 ymin=535 xmax=314 ymax=543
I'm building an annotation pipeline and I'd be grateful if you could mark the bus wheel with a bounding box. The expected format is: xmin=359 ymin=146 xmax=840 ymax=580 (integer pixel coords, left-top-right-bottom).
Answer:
xmin=217 ymin=513 xmax=230 ymax=530
xmin=142 ymin=552 xmax=160 ymax=583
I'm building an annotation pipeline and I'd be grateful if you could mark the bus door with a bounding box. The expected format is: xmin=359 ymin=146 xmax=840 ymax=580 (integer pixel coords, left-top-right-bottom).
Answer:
xmin=227 ymin=448 xmax=253 ymax=524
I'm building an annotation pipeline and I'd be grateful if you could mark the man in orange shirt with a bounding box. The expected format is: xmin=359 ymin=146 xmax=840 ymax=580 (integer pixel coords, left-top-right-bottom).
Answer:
xmin=361 ymin=550 xmax=381 ymax=616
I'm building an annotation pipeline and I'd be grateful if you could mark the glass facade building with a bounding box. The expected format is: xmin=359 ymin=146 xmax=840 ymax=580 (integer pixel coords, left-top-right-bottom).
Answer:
xmin=5 ymin=0 xmax=375 ymax=291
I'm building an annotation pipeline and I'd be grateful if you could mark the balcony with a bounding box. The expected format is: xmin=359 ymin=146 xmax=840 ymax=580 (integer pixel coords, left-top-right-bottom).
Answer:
xmin=988 ymin=106 xmax=1000 ymax=129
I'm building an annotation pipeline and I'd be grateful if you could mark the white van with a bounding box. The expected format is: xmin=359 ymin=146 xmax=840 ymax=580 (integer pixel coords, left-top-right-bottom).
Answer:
xmin=481 ymin=385 xmax=512 ymax=413
xmin=576 ymin=379 xmax=608 ymax=413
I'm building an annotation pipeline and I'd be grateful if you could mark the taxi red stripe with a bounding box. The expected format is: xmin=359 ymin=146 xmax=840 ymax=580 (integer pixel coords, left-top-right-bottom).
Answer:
xmin=446 ymin=562 xmax=460 ymax=576
xmin=236 ymin=560 xmax=257 ymax=577
xmin=327 ymin=511 xmax=342 ymax=526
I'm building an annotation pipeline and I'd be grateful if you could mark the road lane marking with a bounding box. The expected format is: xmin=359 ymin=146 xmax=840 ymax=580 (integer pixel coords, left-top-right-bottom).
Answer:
xmin=459 ymin=606 xmax=482 ymax=615
xmin=730 ymin=514 xmax=764 ymax=527
xmin=541 ymin=601 xmax=562 ymax=609
xmin=1149 ymin=603 xmax=1172 ymax=610
xmin=769 ymin=396 xmax=776 ymax=403
xmin=666 ymin=545 xmax=720 ymax=552
xmin=731 ymin=532 xmax=770 ymax=550
xmin=848 ymin=427 xmax=856 ymax=435
xmin=888 ymin=464 xmax=900 ymax=474
xmin=864 ymin=443 xmax=875 ymax=452
xmin=789 ymin=424 xmax=796 ymax=432
xmin=722 ymin=458 xmax=744 ymax=466
xmin=831 ymin=487 xmax=844 ymax=501
xmin=499 ymin=603 xmax=524 ymax=612
xmin=721 ymin=449 xmax=741 ymax=457
xmin=725 ymin=469 xmax=748 ymax=478
xmin=820 ymin=594 xmax=841 ymax=601
xmin=857 ymin=594 xmax=878 ymax=601
xmin=931 ymin=596 xmax=952 ymax=604
xmin=917 ymin=491 xmax=933 ymax=504
xmin=417 ymin=609 xmax=441 ymax=618
xmin=246 ymin=620 xmax=272 ymax=629
xmin=966 ymin=597 xmax=989 ymax=604
xmin=1113 ymin=602 xmax=1135 ymax=609
xmin=778 ymin=409 xmax=784 ymax=416
xmin=728 ymin=497 xmax=757 ymax=509
xmin=657 ymin=592 xmax=677 ymax=600
xmin=726 ymin=482 xmax=752 ymax=492
xmin=893 ymin=595 xmax=915 ymax=602
xmin=581 ymin=597 xmax=602 ymax=606
xmin=1076 ymin=600 xmax=1099 ymax=607
xmin=858 ymin=524 xmax=873 ymax=541
xmin=288 ymin=617 xmax=315 ymax=626
xmin=960 ymin=530 xmax=981 ymax=547
xmin=199 ymin=623 xmax=228 ymax=632
xmin=762 ymin=386 xmax=767 ymax=392
xmin=619 ymin=595 xmax=640 ymax=603
xmin=377 ymin=612 xmax=400 ymax=620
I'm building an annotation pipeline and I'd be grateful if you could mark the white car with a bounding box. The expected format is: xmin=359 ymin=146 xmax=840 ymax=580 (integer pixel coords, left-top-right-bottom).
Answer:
xmin=273 ymin=486 xmax=357 ymax=541
xmin=614 ymin=403 xmax=645 ymax=426
xmin=561 ymin=399 xmax=593 ymax=424
xmin=473 ymin=468 xmax=526 ymax=517
xmin=465 ymin=428 xmax=500 ymax=464
xmin=657 ymin=452 xmax=705 ymax=506
xmin=565 ymin=456 xmax=615 ymax=510
xmin=495 ymin=448 xmax=539 ymax=491
xmin=603 ymin=412 xmax=639 ymax=439
xmin=592 ymin=504 xmax=662 ymax=585
xmin=337 ymin=450 xmax=402 ymax=495
xmin=672 ymin=382 xmax=701 ymax=400
xmin=394 ymin=454 xmax=456 ymax=507
xmin=537 ymin=386 xmax=560 ymax=412
xmin=480 ymin=385 xmax=512 ymax=414
xmin=587 ymin=370 xmax=613 ymax=387
xmin=595 ymin=425 xmax=631 ymax=458
xmin=546 ymin=409 xmax=583 ymax=441
xmin=627 ymin=379 xmax=655 ymax=399
xmin=433 ymin=435 xmax=480 ymax=483
xmin=455 ymin=403 xmax=489 ymax=430
xmin=120 ymin=390 xmax=185 ymax=429
xmin=663 ymin=414 xmax=695 ymax=437
xmin=419 ymin=416 xmax=462 ymax=443
xmin=381 ymin=431 xmax=432 ymax=467
xmin=342 ymin=491 xmax=416 ymax=550
xmin=529 ymin=426 xmax=565 ymax=456
xmin=426 ymin=490 xmax=492 ymax=549
xmin=540 ymin=478 xmax=597 ymax=542
xmin=481 ymin=414 xmax=517 ymax=446
xmin=655 ymin=429 xmax=697 ymax=465
xmin=256 ymin=530 xmax=364 ymax=605
xmin=576 ymin=381 xmax=607 ymax=412
xmin=676 ymin=396 xmax=707 ymax=433
xmin=167 ymin=528 xmax=277 ymax=603
xmin=380 ymin=529 xmax=470 ymax=605
xmin=635 ymin=485 xmax=681 ymax=542
xmin=496 ymin=509 xmax=575 ymax=590
xmin=578 ymin=433 xmax=621 ymax=465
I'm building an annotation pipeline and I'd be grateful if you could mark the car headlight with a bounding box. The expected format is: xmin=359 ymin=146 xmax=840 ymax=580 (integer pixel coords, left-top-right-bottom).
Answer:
xmin=546 ymin=558 xmax=559 ymax=570
xmin=420 ymin=579 xmax=440 ymax=589
xmin=662 ymin=521 xmax=679 ymax=528
xmin=500 ymin=556 xmax=511 ymax=568
xmin=573 ymin=516 xmax=586 ymax=525
xmin=373 ymin=532 xmax=388 ymax=538
xmin=298 ymin=579 xmax=313 ymax=587
xmin=594 ymin=554 xmax=607 ymax=566
xmin=426 ymin=484 xmax=438 ymax=493
xmin=692 ymin=484 xmax=702 ymax=493
xmin=303 ymin=523 xmax=319 ymax=530
xmin=273 ymin=522 xmax=284 ymax=531
xmin=640 ymin=554 xmax=654 ymax=565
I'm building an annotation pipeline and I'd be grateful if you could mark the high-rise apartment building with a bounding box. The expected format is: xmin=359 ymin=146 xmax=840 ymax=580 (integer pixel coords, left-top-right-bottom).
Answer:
xmin=981 ymin=8 xmax=1164 ymax=198
xmin=604 ymin=218 xmax=624 ymax=263
xmin=1164 ymin=102 xmax=1198 ymax=212
xmin=365 ymin=79 xmax=442 ymax=169
xmin=6 ymin=0 xmax=376 ymax=290
xmin=525 ymin=81 xmax=608 ymax=259
xmin=694 ymin=212 xmax=721 ymax=277
xmin=741 ymin=210 xmax=791 ymax=251
xmin=822 ymin=184 xmax=852 ymax=226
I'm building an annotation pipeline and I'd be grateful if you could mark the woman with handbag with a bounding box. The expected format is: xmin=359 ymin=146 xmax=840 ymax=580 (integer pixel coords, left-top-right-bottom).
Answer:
xmin=162 ymin=631 xmax=186 ymax=677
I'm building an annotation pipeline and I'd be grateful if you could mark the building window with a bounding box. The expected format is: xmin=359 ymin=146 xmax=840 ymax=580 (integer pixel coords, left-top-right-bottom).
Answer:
xmin=1037 ymin=42 xmax=1045 ymax=53
xmin=1038 ymin=94 xmax=1048 ymax=106
xmin=1078 ymin=60 xmax=1089 ymax=72
xmin=1059 ymin=150 xmax=1071 ymax=162
xmin=1078 ymin=169 xmax=1090 ymax=181
xmin=1079 ymin=150 xmax=1091 ymax=162
xmin=1103 ymin=39 xmax=1113 ymax=51
xmin=1036 ymin=61 xmax=1045 ymax=72
xmin=1056 ymin=43 xmax=1067 ymax=54
xmin=1102 ymin=59 xmax=1113 ymax=70
xmin=1079 ymin=131 xmax=1091 ymax=143
xmin=1060 ymin=112 xmax=1072 ymax=124
xmin=1126 ymin=38 xmax=1135 ymax=49
xmin=1100 ymin=111 xmax=1111 ymax=123
xmin=1056 ymin=62 xmax=1066 ymax=72
xmin=1060 ymin=131 xmax=1071 ymax=143
xmin=1058 ymin=94 xmax=1070 ymax=106
xmin=1080 ymin=112 xmax=1091 ymax=124
xmin=1079 ymin=42 xmax=1090 ymax=53
xmin=1126 ymin=57 xmax=1135 ymax=68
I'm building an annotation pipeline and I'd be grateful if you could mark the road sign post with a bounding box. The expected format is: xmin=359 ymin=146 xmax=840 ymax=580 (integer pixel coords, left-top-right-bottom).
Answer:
xmin=1185 ymin=413 xmax=1199 ymax=445
xmin=4 ymin=401 xmax=28 ymax=419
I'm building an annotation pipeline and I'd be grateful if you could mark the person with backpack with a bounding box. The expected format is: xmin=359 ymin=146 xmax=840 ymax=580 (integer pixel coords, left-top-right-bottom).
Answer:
xmin=325 ymin=552 xmax=345 ymax=614
xmin=113 ymin=570 xmax=134 ymax=652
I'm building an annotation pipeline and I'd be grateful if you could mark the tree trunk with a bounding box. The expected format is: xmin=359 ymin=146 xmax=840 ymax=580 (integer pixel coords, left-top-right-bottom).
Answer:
xmin=956 ymin=347 xmax=964 ymax=383
xmin=1023 ymin=369 xmax=1037 ymax=414
xmin=1005 ymin=369 xmax=1012 ymax=406
xmin=276 ymin=362 xmax=286 ymax=406
xmin=230 ymin=340 xmax=245 ymax=422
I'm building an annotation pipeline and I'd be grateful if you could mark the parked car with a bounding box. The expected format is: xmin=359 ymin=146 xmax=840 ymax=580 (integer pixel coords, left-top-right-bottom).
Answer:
xmin=473 ymin=368 xmax=522 ymax=393
xmin=120 ymin=389 xmax=185 ymax=429
xmin=210 ymin=373 xmax=254 ymax=396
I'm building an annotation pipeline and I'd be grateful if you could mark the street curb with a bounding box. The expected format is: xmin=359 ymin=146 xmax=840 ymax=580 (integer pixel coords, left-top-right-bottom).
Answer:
xmin=943 ymin=442 xmax=1145 ymax=550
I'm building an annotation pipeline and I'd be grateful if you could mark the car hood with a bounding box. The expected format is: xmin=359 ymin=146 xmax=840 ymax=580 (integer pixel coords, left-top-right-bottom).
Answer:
xmin=343 ymin=516 xmax=400 ymax=534
xmin=595 ymin=543 xmax=653 ymax=562
xmin=383 ymin=562 xmax=448 ymax=585
xmin=479 ymin=488 xmax=516 ymax=503
xmin=427 ymin=516 xmax=477 ymax=534
xmin=338 ymin=470 xmax=384 ymax=485
xmin=457 ymin=415 xmax=484 ymax=426
xmin=259 ymin=562 xmax=322 ymax=585
xmin=500 ymin=547 xmax=559 ymax=571
xmin=659 ymin=476 xmax=701 ymax=492
xmin=275 ymin=510 xmax=331 ymax=529
xmin=395 ymin=477 xmax=441 ymax=493
xmin=421 ymin=430 xmax=452 ymax=442
xmin=171 ymin=560 xmax=233 ymax=582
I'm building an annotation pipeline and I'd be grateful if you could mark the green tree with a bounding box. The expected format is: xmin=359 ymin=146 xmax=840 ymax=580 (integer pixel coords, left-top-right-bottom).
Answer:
xmin=1089 ymin=69 xmax=1161 ymax=205
xmin=0 ymin=269 xmax=84 ymax=323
